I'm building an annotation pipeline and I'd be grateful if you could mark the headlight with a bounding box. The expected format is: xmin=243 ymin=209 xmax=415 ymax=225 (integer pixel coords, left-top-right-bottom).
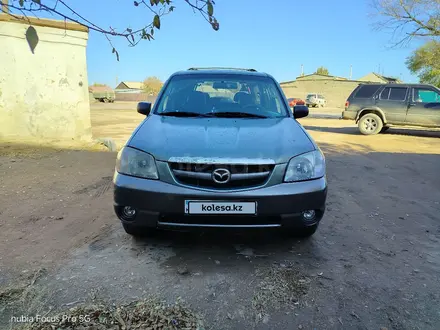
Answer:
xmin=116 ymin=147 xmax=159 ymax=179
xmin=284 ymin=150 xmax=325 ymax=182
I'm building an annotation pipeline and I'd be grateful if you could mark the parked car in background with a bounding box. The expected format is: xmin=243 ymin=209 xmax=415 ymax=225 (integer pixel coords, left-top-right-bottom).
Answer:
xmin=113 ymin=67 xmax=327 ymax=238
xmin=306 ymin=93 xmax=326 ymax=107
xmin=287 ymin=97 xmax=305 ymax=107
xmin=342 ymin=83 xmax=440 ymax=135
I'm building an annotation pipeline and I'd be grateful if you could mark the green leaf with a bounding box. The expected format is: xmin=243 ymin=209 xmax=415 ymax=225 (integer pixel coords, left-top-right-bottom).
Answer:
xmin=150 ymin=28 xmax=154 ymax=36
xmin=25 ymin=26 xmax=39 ymax=54
xmin=207 ymin=1 xmax=214 ymax=16
xmin=153 ymin=15 xmax=161 ymax=29
xmin=141 ymin=29 xmax=148 ymax=39
xmin=134 ymin=1 xmax=139 ymax=6
xmin=19 ymin=0 xmax=24 ymax=6
xmin=150 ymin=0 xmax=155 ymax=5
xmin=159 ymin=0 xmax=165 ymax=4
xmin=112 ymin=48 xmax=120 ymax=61
xmin=169 ymin=6 xmax=175 ymax=12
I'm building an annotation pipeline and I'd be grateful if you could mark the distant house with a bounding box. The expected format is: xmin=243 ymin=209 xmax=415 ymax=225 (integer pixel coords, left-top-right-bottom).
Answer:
xmin=358 ymin=72 xmax=402 ymax=84
xmin=115 ymin=81 xmax=143 ymax=93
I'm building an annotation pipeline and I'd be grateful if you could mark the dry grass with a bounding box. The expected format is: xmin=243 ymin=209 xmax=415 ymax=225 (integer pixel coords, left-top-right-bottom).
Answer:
xmin=252 ymin=263 xmax=310 ymax=322
xmin=16 ymin=298 xmax=205 ymax=330
xmin=0 ymin=268 xmax=47 ymax=309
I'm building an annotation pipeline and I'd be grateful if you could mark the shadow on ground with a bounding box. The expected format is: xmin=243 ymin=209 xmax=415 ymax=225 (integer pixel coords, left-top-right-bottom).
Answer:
xmin=304 ymin=125 xmax=440 ymax=138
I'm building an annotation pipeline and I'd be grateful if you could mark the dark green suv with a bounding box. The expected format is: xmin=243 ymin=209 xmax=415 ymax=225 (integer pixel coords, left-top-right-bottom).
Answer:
xmin=342 ymin=83 xmax=440 ymax=135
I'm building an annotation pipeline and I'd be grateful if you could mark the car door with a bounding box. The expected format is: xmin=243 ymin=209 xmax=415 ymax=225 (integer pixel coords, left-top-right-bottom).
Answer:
xmin=406 ymin=87 xmax=440 ymax=126
xmin=375 ymin=86 xmax=409 ymax=124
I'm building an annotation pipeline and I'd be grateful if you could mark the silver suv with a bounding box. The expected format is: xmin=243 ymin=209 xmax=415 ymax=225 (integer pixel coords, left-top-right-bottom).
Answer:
xmin=113 ymin=68 xmax=327 ymax=237
xmin=306 ymin=93 xmax=327 ymax=108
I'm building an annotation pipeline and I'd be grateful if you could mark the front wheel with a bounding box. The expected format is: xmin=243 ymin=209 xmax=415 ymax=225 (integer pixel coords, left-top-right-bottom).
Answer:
xmin=358 ymin=113 xmax=383 ymax=135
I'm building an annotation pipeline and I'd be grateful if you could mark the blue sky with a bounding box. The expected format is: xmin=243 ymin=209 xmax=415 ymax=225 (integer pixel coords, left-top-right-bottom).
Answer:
xmin=39 ymin=0 xmax=424 ymax=86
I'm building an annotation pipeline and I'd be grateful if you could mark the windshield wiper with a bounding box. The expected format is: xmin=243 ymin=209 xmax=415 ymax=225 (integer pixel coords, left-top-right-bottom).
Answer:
xmin=159 ymin=111 xmax=208 ymax=117
xmin=206 ymin=112 xmax=268 ymax=118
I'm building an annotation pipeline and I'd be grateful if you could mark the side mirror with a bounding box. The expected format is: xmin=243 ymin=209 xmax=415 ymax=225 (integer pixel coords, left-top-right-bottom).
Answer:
xmin=293 ymin=105 xmax=309 ymax=119
xmin=137 ymin=102 xmax=152 ymax=116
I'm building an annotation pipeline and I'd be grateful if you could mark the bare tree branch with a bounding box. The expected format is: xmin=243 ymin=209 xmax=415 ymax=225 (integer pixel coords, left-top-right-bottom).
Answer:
xmin=0 ymin=0 xmax=219 ymax=59
xmin=373 ymin=0 xmax=440 ymax=46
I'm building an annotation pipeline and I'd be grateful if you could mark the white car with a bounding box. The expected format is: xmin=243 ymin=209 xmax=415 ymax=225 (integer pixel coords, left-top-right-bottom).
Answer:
xmin=306 ymin=93 xmax=327 ymax=107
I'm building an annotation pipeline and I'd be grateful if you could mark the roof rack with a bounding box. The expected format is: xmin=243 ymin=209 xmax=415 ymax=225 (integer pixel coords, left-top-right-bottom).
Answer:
xmin=187 ymin=67 xmax=257 ymax=72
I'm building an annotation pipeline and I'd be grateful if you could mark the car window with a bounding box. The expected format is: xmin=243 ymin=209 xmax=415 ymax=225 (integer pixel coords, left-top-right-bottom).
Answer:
xmin=354 ymin=85 xmax=382 ymax=98
xmin=155 ymin=74 xmax=289 ymax=117
xmin=379 ymin=87 xmax=390 ymax=100
xmin=379 ymin=87 xmax=408 ymax=101
xmin=413 ymin=88 xmax=440 ymax=103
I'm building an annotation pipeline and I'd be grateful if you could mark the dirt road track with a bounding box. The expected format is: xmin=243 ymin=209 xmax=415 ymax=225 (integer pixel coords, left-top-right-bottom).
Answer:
xmin=1 ymin=113 xmax=440 ymax=329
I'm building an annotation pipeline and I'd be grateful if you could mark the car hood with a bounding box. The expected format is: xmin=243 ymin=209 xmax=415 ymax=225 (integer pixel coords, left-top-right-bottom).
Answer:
xmin=128 ymin=115 xmax=315 ymax=164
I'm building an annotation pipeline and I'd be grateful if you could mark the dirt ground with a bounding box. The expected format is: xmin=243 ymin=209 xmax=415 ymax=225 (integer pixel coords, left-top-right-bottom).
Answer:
xmin=1 ymin=103 xmax=440 ymax=329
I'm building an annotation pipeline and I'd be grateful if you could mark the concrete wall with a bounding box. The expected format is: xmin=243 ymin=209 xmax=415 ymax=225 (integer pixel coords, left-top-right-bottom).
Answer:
xmin=0 ymin=16 xmax=92 ymax=140
xmin=280 ymin=79 xmax=362 ymax=108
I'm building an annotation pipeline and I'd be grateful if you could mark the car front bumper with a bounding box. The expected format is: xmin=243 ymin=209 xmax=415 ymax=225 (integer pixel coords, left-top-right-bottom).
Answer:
xmin=113 ymin=173 xmax=327 ymax=229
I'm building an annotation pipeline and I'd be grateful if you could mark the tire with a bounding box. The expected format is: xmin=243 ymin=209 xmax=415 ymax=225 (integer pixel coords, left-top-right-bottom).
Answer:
xmin=122 ymin=223 xmax=156 ymax=237
xmin=380 ymin=126 xmax=390 ymax=133
xmin=284 ymin=224 xmax=319 ymax=238
xmin=358 ymin=113 xmax=383 ymax=135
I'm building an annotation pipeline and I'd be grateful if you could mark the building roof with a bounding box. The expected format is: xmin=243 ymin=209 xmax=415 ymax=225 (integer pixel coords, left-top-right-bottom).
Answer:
xmin=89 ymin=85 xmax=113 ymax=93
xmin=359 ymin=72 xmax=402 ymax=83
xmin=279 ymin=73 xmax=348 ymax=85
xmin=115 ymin=81 xmax=143 ymax=90
xmin=296 ymin=73 xmax=348 ymax=80
xmin=0 ymin=14 xmax=88 ymax=32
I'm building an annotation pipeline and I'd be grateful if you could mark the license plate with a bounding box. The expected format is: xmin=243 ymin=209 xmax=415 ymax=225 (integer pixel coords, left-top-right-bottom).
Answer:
xmin=184 ymin=201 xmax=257 ymax=215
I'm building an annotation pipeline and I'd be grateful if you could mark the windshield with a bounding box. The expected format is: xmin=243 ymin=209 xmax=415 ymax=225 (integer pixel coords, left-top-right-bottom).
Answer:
xmin=154 ymin=74 xmax=289 ymax=118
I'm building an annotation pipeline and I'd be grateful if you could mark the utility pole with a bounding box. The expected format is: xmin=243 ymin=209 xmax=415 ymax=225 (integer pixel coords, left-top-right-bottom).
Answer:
xmin=2 ymin=0 xmax=9 ymax=14
xmin=300 ymin=64 xmax=304 ymax=76
xmin=349 ymin=65 xmax=353 ymax=80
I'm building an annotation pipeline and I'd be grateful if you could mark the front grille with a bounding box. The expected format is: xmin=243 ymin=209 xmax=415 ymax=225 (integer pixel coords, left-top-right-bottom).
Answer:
xmin=168 ymin=162 xmax=274 ymax=189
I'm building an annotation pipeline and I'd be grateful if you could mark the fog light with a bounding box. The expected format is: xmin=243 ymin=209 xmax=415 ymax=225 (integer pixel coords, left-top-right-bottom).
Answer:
xmin=302 ymin=210 xmax=316 ymax=221
xmin=122 ymin=206 xmax=136 ymax=218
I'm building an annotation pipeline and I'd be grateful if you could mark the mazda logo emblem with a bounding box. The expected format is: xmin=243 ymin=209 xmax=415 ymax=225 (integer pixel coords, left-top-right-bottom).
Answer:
xmin=212 ymin=168 xmax=231 ymax=184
